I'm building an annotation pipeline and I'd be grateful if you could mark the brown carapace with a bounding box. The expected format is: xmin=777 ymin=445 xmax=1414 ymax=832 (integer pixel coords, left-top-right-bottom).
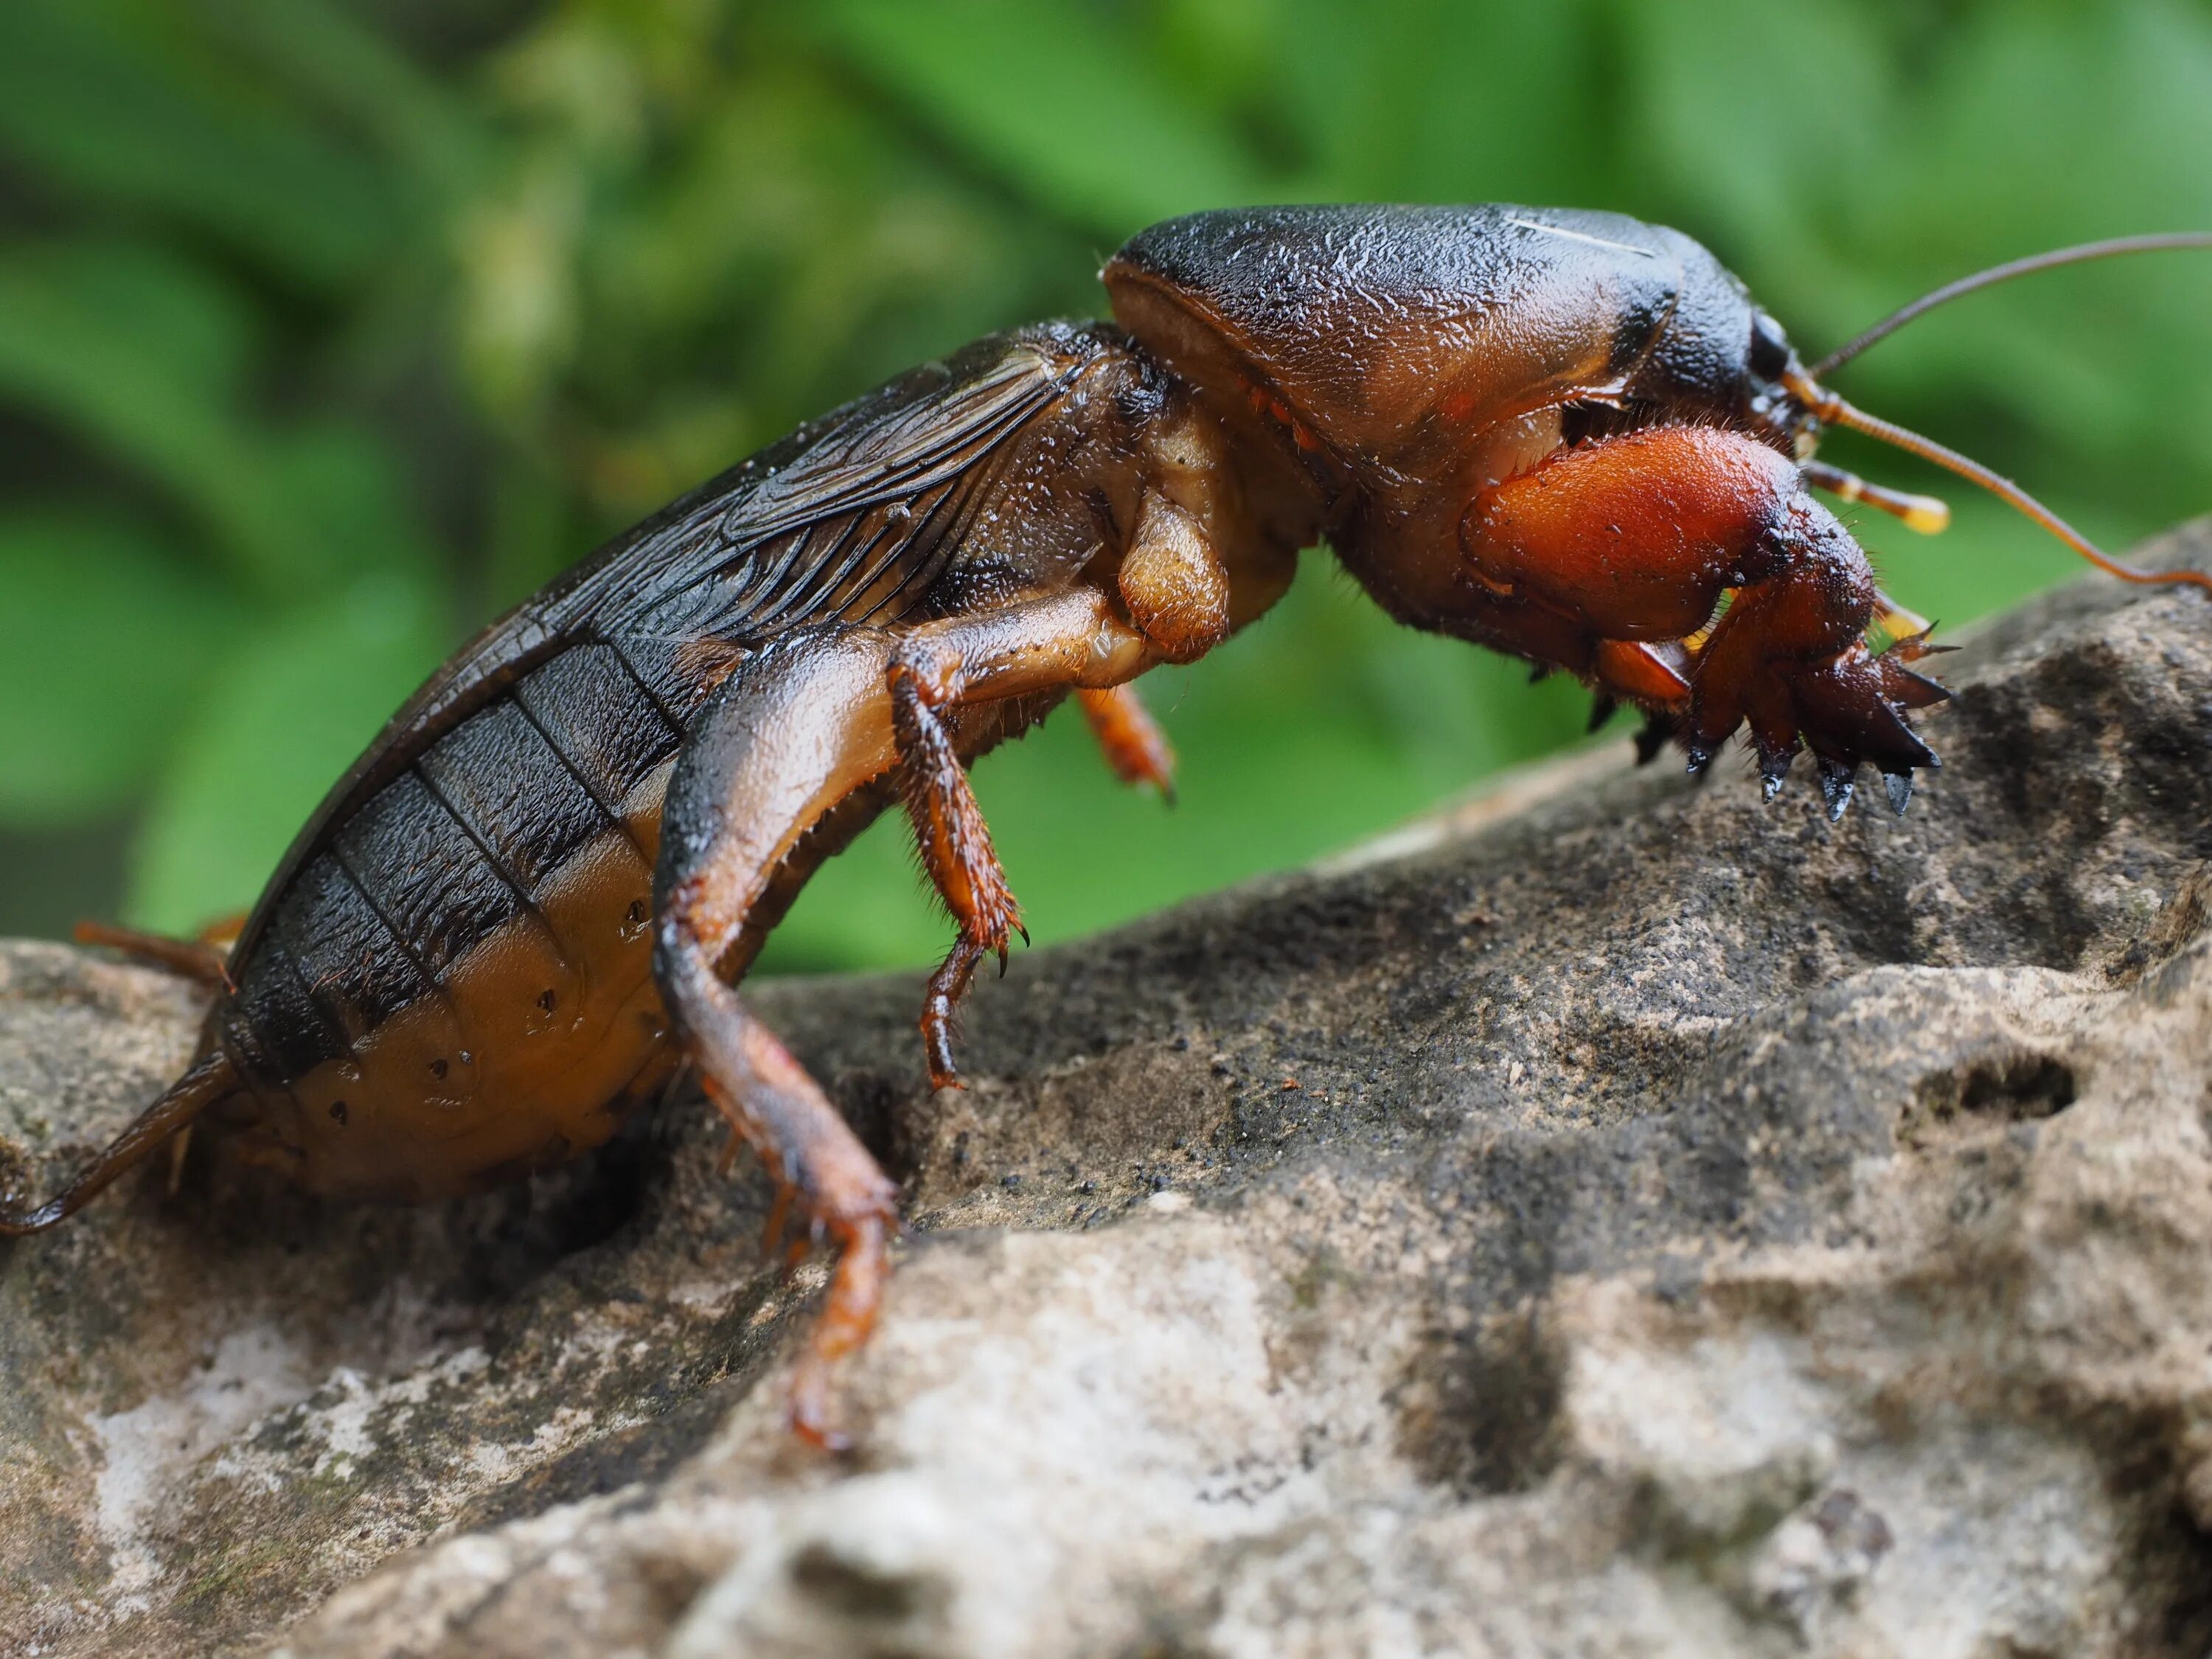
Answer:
xmin=6 ymin=208 xmax=2207 ymax=1447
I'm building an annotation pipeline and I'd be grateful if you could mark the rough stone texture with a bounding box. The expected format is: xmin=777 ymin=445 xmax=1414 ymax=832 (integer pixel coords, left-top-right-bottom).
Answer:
xmin=4 ymin=524 xmax=2212 ymax=1658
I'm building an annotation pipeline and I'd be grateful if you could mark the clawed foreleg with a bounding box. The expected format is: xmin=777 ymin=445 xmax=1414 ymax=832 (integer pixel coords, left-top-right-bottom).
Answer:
xmin=1466 ymin=424 xmax=1949 ymax=818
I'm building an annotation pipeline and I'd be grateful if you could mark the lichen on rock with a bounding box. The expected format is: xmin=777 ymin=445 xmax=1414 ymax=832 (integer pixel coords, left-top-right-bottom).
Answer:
xmin=4 ymin=525 xmax=2212 ymax=1658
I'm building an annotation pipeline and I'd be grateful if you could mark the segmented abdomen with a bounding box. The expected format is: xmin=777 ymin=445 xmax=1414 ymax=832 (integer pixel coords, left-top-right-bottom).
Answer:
xmin=217 ymin=639 xmax=691 ymax=1200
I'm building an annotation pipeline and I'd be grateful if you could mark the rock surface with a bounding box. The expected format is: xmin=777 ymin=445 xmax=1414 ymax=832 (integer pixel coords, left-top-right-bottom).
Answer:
xmin=5 ymin=524 xmax=2212 ymax=1658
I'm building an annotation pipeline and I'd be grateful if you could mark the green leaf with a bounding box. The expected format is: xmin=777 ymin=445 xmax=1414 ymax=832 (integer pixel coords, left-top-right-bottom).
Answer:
xmin=0 ymin=512 xmax=242 ymax=826
xmin=0 ymin=240 xmax=294 ymax=594
xmin=1614 ymin=0 xmax=1885 ymax=267
xmin=0 ymin=239 xmax=439 ymax=600
xmin=813 ymin=0 xmax=1274 ymax=237
xmin=262 ymin=425 xmax=443 ymax=590
xmin=0 ymin=0 xmax=398 ymax=289
xmin=126 ymin=571 xmax=453 ymax=933
xmin=1272 ymin=0 xmax=1603 ymax=203
xmin=186 ymin=0 xmax=485 ymax=202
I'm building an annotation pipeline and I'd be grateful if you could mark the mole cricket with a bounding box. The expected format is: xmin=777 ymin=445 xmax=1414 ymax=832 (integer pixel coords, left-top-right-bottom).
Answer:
xmin=6 ymin=205 xmax=2208 ymax=1446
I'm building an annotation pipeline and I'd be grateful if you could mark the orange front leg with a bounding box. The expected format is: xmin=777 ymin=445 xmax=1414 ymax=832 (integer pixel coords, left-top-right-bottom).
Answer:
xmin=1466 ymin=424 xmax=1948 ymax=816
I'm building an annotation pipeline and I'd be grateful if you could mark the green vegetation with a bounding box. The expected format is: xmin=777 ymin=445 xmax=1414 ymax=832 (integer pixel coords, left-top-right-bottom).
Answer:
xmin=1 ymin=0 xmax=2208 ymax=970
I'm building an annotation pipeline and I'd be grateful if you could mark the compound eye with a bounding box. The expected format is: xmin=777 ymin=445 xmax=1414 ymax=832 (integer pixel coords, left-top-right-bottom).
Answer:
xmin=1748 ymin=310 xmax=1793 ymax=380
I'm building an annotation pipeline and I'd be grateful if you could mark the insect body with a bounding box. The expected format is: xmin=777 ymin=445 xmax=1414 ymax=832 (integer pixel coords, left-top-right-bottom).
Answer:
xmin=6 ymin=206 xmax=2206 ymax=1446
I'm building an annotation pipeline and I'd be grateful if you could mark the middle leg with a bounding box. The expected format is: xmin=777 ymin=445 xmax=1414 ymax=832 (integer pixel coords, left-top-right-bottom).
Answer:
xmin=893 ymin=495 xmax=1235 ymax=1083
xmin=1079 ymin=684 xmax=1176 ymax=801
xmin=885 ymin=587 xmax=1161 ymax=1088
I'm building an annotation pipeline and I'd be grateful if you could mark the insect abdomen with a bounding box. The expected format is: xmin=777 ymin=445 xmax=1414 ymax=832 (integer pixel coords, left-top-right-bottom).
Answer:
xmin=218 ymin=640 xmax=689 ymax=1200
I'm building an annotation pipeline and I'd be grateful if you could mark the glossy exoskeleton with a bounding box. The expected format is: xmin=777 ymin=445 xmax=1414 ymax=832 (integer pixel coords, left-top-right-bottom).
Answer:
xmin=7 ymin=205 xmax=2208 ymax=1445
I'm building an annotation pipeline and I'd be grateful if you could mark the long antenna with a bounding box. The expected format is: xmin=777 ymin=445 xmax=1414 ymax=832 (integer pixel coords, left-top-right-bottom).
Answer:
xmin=1809 ymin=232 xmax=2212 ymax=378
xmin=1784 ymin=372 xmax=2212 ymax=595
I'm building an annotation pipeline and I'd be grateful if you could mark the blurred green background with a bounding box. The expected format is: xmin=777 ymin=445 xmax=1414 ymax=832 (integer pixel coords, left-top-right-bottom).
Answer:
xmin=1 ymin=0 xmax=2208 ymax=973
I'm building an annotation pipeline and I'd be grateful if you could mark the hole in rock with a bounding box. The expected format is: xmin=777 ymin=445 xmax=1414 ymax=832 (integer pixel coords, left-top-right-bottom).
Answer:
xmin=790 ymin=1541 xmax=942 ymax=1622
xmin=1399 ymin=1306 xmax=1564 ymax=1497
xmin=1904 ymin=1050 xmax=2078 ymax=1151
xmin=1958 ymin=1054 xmax=2078 ymax=1119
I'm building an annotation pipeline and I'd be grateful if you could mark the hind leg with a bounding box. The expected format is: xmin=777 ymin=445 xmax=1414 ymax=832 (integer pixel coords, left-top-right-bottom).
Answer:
xmin=653 ymin=624 xmax=914 ymax=1447
xmin=655 ymin=585 xmax=1203 ymax=1440
xmin=656 ymin=932 xmax=897 ymax=1447
xmin=652 ymin=601 xmax=1157 ymax=1439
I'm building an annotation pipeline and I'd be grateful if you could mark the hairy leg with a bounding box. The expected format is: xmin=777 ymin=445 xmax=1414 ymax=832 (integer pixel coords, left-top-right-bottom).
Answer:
xmin=653 ymin=625 xmax=911 ymax=1448
xmin=885 ymin=587 xmax=1160 ymax=1087
xmin=883 ymin=490 xmax=1237 ymax=1081
xmin=1079 ymin=684 xmax=1176 ymax=799
xmin=650 ymin=592 xmax=1175 ymax=1438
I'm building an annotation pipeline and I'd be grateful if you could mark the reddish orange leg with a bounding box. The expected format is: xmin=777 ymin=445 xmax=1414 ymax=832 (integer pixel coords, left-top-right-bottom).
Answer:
xmin=889 ymin=650 xmax=1026 ymax=971
xmin=655 ymin=596 xmax=1161 ymax=1443
xmin=1079 ymin=684 xmax=1177 ymax=801
xmin=888 ymin=645 xmax=1025 ymax=1094
xmin=660 ymin=926 xmax=898 ymax=1452
xmin=1683 ymin=520 xmax=1944 ymax=816
xmin=920 ymin=937 xmax=987 ymax=1091
xmin=654 ymin=625 xmax=912 ymax=1449
xmin=760 ymin=1172 xmax=796 ymax=1255
xmin=1585 ymin=639 xmax=1693 ymax=767
xmin=1424 ymin=580 xmax=1687 ymax=760
xmin=886 ymin=591 xmax=1158 ymax=1087
xmin=1466 ymin=424 xmax=1949 ymax=819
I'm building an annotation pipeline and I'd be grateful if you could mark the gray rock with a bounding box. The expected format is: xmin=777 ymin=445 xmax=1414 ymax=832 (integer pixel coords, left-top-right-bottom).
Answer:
xmin=4 ymin=524 xmax=2212 ymax=1658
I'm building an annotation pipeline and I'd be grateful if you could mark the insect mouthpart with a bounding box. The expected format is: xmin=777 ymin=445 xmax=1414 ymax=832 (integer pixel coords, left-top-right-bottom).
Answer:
xmin=1800 ymin=459 xmax=1952 ymax=536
